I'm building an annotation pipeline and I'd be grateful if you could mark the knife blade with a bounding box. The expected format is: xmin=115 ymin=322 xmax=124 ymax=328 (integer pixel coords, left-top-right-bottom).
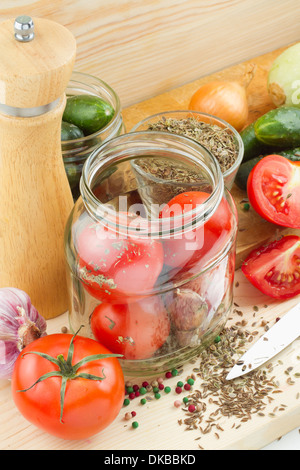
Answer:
xmin=226 ymin=301 xmax=300 ymax=381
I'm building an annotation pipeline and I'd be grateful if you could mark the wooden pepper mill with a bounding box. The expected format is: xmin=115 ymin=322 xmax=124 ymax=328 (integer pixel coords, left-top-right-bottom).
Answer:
xmin=0 ymin=16 xmax=76 ymax=319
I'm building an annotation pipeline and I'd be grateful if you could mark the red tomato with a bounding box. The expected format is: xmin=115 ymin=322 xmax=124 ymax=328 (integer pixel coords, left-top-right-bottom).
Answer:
xmin=159 ymin=191 xmax=233 ymax=270
xmin=91 ymin=296 xmax=170 ymax=360
xmin=242 ymin=235 xmax=300 ymax=299
xmin=247 ymin=155 xmax=300 ymax=228
xmin=11 ymin=333 xmax=125 ymax=440
xmin=76 ymin=217 xmax=164 ymax=302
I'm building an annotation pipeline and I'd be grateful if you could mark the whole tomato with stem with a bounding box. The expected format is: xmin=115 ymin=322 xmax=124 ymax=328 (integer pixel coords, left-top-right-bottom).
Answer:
xmin=11 ymin=328 xmax=124 ymax=440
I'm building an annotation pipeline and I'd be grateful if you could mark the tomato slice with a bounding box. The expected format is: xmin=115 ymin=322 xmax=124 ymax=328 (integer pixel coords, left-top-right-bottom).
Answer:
xmin=247 ymin=155 xmax=300 ymax=228
xmin=242 ymin=235 xmax=300 ymax=299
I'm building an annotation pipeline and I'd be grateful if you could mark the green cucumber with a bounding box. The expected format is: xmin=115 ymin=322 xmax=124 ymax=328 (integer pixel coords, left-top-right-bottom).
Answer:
xmin=254 ymin=106 xmax=300 ymax=147
xmin=61 ymin=121 xmax=85 ymax=141
xmin=63 ymin=95 xmax=115 ymax=136
xmin=235 ymin=156 xmax=263 ymax=191
xmin=240 ymin=122 xmax=269 ymax=162
xmin=235 ymin=146 xmax=300 ymax=191
xmin=276 ymin=147 xmax=300 ymax=161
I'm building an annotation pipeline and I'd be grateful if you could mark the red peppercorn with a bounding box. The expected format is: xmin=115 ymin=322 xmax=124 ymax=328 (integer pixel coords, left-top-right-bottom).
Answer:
xmin=133 ymin=384 xmax=139 ymax=391
xmin=175 ymin=386 xmax=182 ymax=394
xmin=184 ymin=383 xmax=191 ymax=391
xmin=131 ymin=411 xmax=136 ymax=417
xmin=165 ymin=371 xmax=172 ymax=378
xmin=142 ymin=381 xmax=149 ymax=388
xmin=188 ymin=404 xmax=196 ymax=412
xmin=135 ymin=391 xmax=140 ymax=397
xmin=158 ymin=383 xmax=164 ymax=390
xmin=129 ymin=392 xmax=135 ymax=400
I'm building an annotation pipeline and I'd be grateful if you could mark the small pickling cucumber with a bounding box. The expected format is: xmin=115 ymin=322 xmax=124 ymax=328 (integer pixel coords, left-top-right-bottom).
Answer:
xmin=240 ymin=122 xmax=269 ymax=162
xmin=63 ymin=95 xmax=115 ymax=136
xmin=254 ymin=106 xmax=300 ymax=147
xmin=276 ymin=146 xmax=300 ymax=161
xmin=61 ymin=121 xmax=85 ymax=141
xmin=235 ymin=156 xmax=263 ymax=191
xmin=235 ymin=147 xmax=300 ymax=191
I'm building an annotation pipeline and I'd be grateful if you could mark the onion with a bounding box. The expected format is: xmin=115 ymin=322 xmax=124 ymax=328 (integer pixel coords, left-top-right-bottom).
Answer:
xmin=268 ymin=42 xmax=300 ymax=107
xmin=0 ymin=287 xmax=47 ymax=379
xmin=188 ymin=64 xmax=256 ymax=131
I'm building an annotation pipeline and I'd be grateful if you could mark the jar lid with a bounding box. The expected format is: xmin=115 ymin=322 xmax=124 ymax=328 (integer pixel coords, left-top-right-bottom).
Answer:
xmin=0 ymin=16 xmax=76 ymax=108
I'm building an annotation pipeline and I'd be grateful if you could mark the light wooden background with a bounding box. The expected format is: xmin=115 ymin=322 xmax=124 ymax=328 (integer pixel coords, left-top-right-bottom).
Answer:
xmin=0 ymin=0 xmax=299 ymax=108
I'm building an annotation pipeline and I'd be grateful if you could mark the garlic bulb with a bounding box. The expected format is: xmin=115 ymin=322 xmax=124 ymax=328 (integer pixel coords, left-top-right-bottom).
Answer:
xmin=0 ymin=287 xmax=47 ymax=379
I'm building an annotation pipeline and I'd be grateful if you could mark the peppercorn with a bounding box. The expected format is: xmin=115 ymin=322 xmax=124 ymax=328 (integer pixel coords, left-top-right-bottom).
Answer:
xmin=155 ymin=393 xmax=161 ymax=399
xmin=131 ymin=411 xmax=136 ymax=417
xmin=165 ymin=371 xmax=172 ymax=378
xmin=132 ymin=421 xmax=139 ymax=429
xmin=158 ymin=383 xmax=164 ymax=390
xmin=187 ymin=378 xmax=194 ymax=386
xmin=177 ymin=381 xmax=184 ymax=388
xmin=184 ymin=383 xmax=191 ymax=391
xmin=140 ymin=398 xmax=147 ymax=405
xmin=172 ymin=368 xmax=179 ymax=377
xmin=183 ymin=397 xmax=189 ymax=404
xmin=214 ymin=335 xmax=221 ymax=343
xmin=164 ymin=386 xmax=171 ymax=394
xmin=127 ymin=386 xmax=134 ymax=394
xmin=188 ymin=404 xmax=196 ymax=413
xmin=123 ymin=398 xmax=130 ymax=407
xmin=142 ymin=381 xmax=149 ymax=388
xmin=174 ymin=400 xmax=181 ymax=408
xmin=129 ymin=392 xmax=135 ymax=400
xmin=153 ymin=386 xmax=159 ymax=393
xmin=139 ymin=387 xmax=147 ymax=395
xmin=175 ymin=386 xmax=182 ymax=394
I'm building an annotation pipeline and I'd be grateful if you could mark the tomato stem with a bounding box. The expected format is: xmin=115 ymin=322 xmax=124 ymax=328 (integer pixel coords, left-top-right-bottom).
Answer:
xmin=18 ymin=326 xmax=123 ymax=424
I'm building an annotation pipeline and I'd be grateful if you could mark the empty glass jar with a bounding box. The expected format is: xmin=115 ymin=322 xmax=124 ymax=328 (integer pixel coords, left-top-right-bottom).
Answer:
xmin=64 ymin=131 xmax=238 ymax=376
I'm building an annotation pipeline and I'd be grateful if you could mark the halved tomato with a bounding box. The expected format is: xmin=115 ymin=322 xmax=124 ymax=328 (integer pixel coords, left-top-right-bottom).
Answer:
xmin=247 ymin=155 xmax=300 ymax=228
xmin=242 ymin=235 xmax=300 ymax=299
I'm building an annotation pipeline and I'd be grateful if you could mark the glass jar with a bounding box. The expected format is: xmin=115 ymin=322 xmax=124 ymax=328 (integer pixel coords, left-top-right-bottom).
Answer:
xmin=62 ymin=71 xmax=125 ymax=200
xmin=64 ymin=131 xmax=238 ymax=376
xmin=131 ymin=110 xmax=244 ymax=190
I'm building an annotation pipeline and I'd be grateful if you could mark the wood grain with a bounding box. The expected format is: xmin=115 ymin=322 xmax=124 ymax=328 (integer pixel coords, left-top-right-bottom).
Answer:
xmin=1 ymin=270 xmax=299 ymax=450
xmin=0 ymin=1 xmax=299 ymax=107
xmin=0 ymin=18 xmax=76 ymax=319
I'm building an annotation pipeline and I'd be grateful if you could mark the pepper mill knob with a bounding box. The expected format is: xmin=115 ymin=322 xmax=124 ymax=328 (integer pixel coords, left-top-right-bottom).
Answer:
xmin=14 ymin=15 xmax=35 ymax=42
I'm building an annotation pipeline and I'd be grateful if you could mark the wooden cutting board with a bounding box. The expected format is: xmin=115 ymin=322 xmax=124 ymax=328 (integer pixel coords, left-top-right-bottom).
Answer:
xmin=1 ymin=271 xmax=299 ymax=450
xmin=1 ymin=45 xmax=300 ymax=451
xmin=122 ymin=43 xmax=300 ymax=268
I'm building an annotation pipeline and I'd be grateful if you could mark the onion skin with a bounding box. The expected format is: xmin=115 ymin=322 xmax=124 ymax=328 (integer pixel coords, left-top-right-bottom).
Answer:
xmin=268 ymin=42 xmax=300 ymax=108
xmin=188 ymin=80 xmax=249 ymax=132
xmin=0 ymin=288 xmax=47 ymax=379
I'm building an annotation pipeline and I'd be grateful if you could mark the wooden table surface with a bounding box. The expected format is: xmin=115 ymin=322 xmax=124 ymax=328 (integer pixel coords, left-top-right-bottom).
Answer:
xmin=1 ymin=43 xmax=300 ymax=451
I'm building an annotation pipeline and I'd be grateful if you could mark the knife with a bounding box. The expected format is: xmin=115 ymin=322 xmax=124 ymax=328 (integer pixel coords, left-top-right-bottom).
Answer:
xmin=226 ymin=301 xmax=300 ymax=380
